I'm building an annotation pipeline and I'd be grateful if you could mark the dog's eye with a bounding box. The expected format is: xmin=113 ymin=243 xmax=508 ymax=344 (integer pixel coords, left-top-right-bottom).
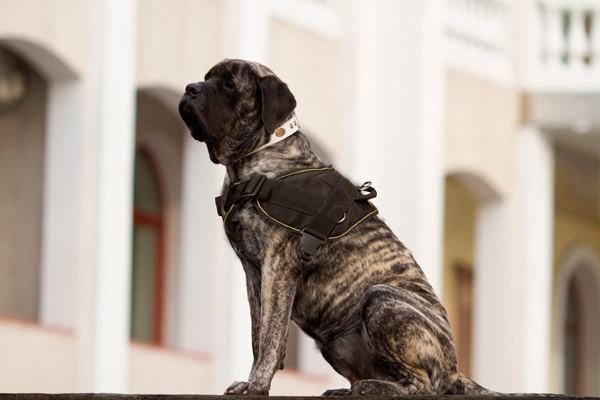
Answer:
xmin=223 ymin=81 xmax=235 ymax=91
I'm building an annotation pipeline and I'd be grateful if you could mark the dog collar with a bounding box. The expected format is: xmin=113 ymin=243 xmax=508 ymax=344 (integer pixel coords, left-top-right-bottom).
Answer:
xmin=246 ymin=114 xmax=300 ymax=157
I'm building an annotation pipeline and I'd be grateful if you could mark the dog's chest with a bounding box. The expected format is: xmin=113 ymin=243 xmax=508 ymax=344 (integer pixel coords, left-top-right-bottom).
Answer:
xmin=230 ymin=205 xmax=279 ymax=258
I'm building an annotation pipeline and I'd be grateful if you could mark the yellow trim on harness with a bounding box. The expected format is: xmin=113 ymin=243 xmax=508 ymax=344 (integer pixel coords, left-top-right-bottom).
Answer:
xmin=223 ymin=204 xmax=235 ymax=225
xmin=255 ymin=199 xmax=302 ymax=233
xmin=256 ymin=198 xmax=378 ymax=239
xmin=276 ymin=166 xmax=332 ymax=180
xmin=221 ymin=181 xmax=241 ymax=225
xmin=229 ymin=167 xmax=332 ymax=187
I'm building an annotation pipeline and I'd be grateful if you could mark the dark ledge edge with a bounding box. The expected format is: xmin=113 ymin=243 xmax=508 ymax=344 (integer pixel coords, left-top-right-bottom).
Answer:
xmin=0 ymin=394 xmax=598 ymax=400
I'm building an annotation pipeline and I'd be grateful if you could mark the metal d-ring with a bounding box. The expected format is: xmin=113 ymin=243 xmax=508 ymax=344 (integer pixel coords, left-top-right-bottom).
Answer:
xmin=359 ymin=181 xmax=372 ymax=194
xmin=338 ymin=212 xmax=347 ymax=223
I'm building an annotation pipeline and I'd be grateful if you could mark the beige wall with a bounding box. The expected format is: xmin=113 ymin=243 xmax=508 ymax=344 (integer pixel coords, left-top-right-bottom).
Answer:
xmin=268 ymin=19 xmax=348 ymax=162
xmin=129 ymin=342 xmax=214 ymax=394
xmin=0 ymin=317 xmax=77 ymax=392
xmin=0 ymin=0 xmax=92 ymax=77
xmin=137 ymin=0 xmax=227 ymax=92
xmin=0 ymin=54 xmax=47 ymax=319
xmin=445 ymin=69 xmax=521 ymax=198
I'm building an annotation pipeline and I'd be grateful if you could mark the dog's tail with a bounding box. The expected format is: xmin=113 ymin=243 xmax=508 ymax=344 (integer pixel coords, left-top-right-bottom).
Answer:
xmin=446 ymin=373 xmax=566 ymax=397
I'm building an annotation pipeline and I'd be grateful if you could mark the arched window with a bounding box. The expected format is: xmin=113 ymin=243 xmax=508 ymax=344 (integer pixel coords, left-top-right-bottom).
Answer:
xmin=553 ymin=246 xmax=600 ymax=397
xmin=131 ymin=147 xmax=166 ymax=343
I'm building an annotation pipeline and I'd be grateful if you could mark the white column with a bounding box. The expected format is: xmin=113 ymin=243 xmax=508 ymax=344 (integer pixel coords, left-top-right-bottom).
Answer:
xmin=515 ymin=125 xmax=554 ymax=393
xmin=345 ymin=0 xmax=384 ymax=189
xmin=225 ymin=0 xmax=269 ymax=63
xmin=176 ymin=135 xmax=218 ymax=354
xmin=472 ymin=201 xmax=508 ymax=391
xmin=178 ymin=137 xmax=243 ymax=395
xmin=413 ymin=0 xmax=446 ymax=295
xmin=80 ymin=0 xmax=138 ymax=392
xmin=39 ymin=79 xmax=82 ymax=329
xmin=348 ymin=0 xmax=446 ymax=296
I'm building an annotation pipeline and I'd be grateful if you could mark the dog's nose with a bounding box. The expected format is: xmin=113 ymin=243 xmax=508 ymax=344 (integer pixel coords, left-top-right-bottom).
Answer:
xmin=185 ymin=82 xmax=202 ymax=95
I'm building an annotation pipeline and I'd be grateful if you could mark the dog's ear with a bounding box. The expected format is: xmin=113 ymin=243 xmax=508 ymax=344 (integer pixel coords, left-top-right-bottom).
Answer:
xmin=257 ymin=75 xmax=297 ymax=134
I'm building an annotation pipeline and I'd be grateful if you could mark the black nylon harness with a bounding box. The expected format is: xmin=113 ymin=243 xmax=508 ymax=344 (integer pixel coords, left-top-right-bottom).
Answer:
xmin=215 ymin=166 xmax=378 ymax=264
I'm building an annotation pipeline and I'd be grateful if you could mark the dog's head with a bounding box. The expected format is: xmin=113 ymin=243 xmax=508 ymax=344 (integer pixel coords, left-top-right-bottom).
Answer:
xmin=179 ymin=59 xmax=297 ymax=165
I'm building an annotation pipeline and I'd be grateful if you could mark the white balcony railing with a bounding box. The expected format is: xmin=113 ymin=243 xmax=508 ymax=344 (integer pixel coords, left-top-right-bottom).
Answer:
xmin=445 ymin=0 xmax=513 ymax=85
xmin=445 ymin=0 xmax=600 ymax=92
xmin=523 ymin=0 xmax=600 ymax=92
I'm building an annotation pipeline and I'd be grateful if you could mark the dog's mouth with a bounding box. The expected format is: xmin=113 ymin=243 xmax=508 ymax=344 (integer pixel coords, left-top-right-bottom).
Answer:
xmin=179 ymin=97 xmax=221 ymax=164
xmin=179 ymin=97 xmax=222 ymax=145
xmin=179 ymin=99 xmax=204 ymax=141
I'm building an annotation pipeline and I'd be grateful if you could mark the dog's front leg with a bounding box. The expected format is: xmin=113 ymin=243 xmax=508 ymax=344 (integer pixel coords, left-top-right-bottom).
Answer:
xmin=225 ymin=240 xmax=300 ymax=396
xmin=241 ymin=258 xmax=261 ymax=370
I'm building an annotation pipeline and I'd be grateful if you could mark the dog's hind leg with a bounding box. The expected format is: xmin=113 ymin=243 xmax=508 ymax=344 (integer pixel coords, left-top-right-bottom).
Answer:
xmin=352 ymin=283 xmax=457 ymax=395
xmin=444 ymin=372 xmax=497 ymax=395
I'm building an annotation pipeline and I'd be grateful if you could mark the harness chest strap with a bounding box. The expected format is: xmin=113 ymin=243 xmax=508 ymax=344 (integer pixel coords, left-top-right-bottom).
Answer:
xmin=215 ymin=167 xmax=378 ymax=263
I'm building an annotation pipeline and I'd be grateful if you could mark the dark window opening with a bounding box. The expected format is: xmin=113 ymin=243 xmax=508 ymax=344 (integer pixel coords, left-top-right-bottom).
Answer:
xmin=455 ymin=264 xmax=473 ymax=377
xmin=131 ymin=147 xmax=166 ymax=343
xmin=564 ymin=277 xmax=584 ymax=396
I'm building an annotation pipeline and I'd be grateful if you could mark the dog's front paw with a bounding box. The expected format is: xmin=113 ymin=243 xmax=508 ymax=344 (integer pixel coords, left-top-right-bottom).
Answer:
xmin=224 ymin=381 xmax=249 ymax=395
xmin=350 ymin=379 xmax=405 ymax=395
xmin=322 ymin=388 xmax=351 ymax=396
xmin=224 ymin=380 xmax=269 ymax=396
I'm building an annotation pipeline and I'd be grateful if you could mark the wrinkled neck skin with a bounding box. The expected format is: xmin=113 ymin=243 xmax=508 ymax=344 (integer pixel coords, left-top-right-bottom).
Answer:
xmin=224 ymin=132 xmax=325 ymax=188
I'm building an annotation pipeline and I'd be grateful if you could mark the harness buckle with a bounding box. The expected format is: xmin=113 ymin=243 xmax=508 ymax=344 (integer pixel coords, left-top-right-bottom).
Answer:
xmin=299 ymin=229 xmax=326 ymax=263
xmin=241 ymin=175 xmax=267 ymax=198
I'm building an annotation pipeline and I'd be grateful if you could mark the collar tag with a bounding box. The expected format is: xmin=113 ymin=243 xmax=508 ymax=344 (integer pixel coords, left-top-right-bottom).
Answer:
xmin=246 ymin=114 xmax=300 ymax=157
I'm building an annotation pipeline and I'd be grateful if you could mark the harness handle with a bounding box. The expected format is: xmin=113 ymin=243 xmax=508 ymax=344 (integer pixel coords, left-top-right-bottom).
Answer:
xmin=355 ymin=186 xmax=377 ymax=201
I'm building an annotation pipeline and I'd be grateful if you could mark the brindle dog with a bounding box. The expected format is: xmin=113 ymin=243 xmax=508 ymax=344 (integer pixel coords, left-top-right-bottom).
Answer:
xmin=179 ymin=59 xmax=493 ymax=396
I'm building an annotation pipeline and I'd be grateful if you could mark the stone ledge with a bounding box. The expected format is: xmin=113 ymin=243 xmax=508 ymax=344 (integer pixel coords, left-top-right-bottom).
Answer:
xmin=0 ymin=395 xmax=596 ymax=400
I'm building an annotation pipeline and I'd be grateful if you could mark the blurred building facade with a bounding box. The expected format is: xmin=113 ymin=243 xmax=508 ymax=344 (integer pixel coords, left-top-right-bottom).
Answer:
xmin=0 ymin=0 xmax=599 ymax=396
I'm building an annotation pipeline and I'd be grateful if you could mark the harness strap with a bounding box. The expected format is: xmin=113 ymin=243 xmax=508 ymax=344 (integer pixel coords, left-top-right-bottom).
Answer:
xmin=217 ymin=175 xmax=326 ymax=219
xmin=299 ymin=174 xmax=356 ymax=263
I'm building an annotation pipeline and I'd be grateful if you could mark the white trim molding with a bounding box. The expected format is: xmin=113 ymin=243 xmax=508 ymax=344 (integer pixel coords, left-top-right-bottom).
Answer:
xmin=269 ymin=0 xmax=343 ymax=41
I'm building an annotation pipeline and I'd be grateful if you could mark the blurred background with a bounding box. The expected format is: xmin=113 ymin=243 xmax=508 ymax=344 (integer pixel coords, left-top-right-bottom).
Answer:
xmin=1 ymin=0 xmax=599 ymax=396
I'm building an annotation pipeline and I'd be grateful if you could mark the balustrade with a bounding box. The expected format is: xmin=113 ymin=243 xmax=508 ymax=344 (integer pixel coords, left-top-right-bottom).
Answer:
xmin=445 ymin=0 xmax=600 ymax=91
xmin=525 ymin=0 xmax=600 ymax=91
xmin=445 ymin=0 xmax=512 ymax=84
